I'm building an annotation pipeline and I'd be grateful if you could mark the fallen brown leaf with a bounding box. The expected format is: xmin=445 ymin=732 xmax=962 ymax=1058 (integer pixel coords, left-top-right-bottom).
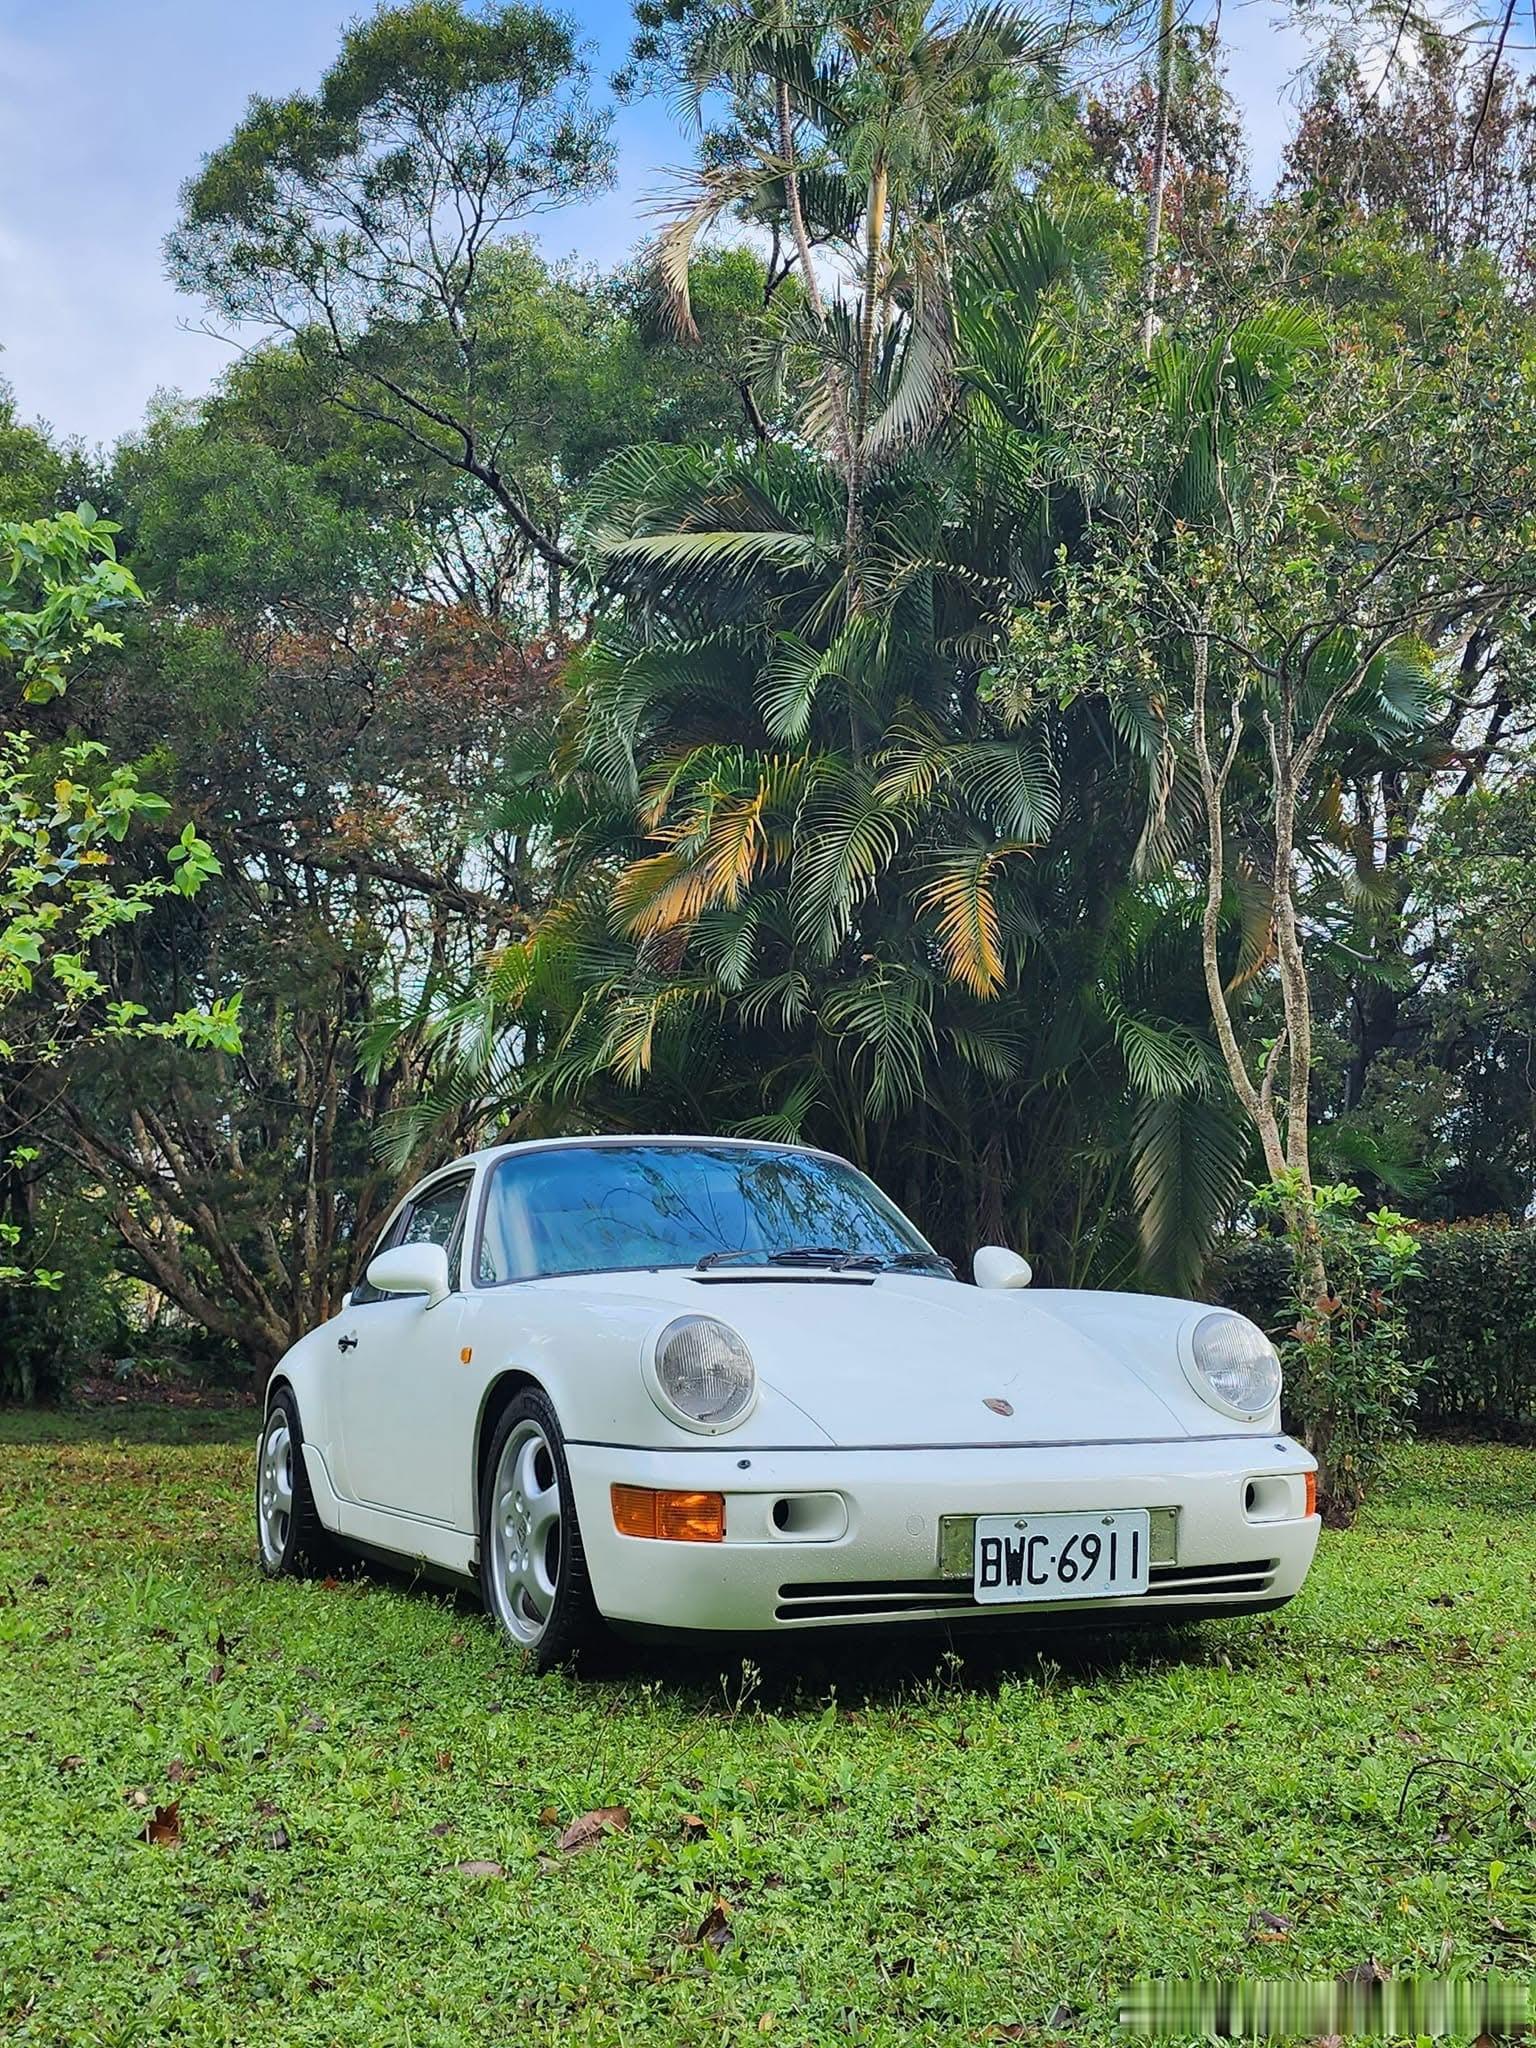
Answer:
xmin=558 ymin=1805 xmax=630 ymax=1853
xmin=680 ymin=1813 xmax=709 ymax=1840
xmin=687 ymin=1901 xmax=732 ymax=1952
xmin=455 ymin=1859 xmax=504 ymax=1879
xmin=56 ymin=1755 xmax=83 ymax=1773
xmin=166 ymin=1759 xmax=188 ymax=1783
xmin=141 ymin=1800 xmax=182 ymax=1848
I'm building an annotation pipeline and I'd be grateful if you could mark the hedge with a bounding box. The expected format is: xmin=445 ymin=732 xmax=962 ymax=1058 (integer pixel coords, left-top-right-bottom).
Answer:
xmin=1210 ymin=1222 xmax=1536 ymax=1433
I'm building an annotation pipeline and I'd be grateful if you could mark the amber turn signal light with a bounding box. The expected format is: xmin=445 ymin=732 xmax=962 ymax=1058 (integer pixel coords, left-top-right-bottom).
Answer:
xmin=1304 ymin=1470 xmax=1318 ymax=1518
xmin=611 ymin=1485 xmax=725 ymax=1542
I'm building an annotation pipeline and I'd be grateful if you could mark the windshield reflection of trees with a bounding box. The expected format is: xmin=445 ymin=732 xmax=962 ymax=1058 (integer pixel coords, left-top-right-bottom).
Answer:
xmin=484 ymin=1144 xmax=932 ymax=1280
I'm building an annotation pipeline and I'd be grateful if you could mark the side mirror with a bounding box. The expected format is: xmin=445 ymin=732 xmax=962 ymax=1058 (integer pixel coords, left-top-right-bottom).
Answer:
xmin=974 ymin=1245 xmax=1033 ymax=1290
xmin=366 ymin=1242 xmax=452 ymax=1309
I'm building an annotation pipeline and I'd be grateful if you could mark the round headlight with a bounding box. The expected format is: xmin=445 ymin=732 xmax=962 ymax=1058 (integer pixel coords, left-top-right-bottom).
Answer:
xmin=1186 ymin=1312 xmax=1282 ymax=1419
xmin=648 ymin=1316 xmax=757 ymax=1433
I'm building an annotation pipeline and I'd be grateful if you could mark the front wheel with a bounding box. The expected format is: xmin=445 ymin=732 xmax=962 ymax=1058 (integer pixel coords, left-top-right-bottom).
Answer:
xmin=256 ymin=1387 xmax=333 ymax=1577
xmin=479 ymin=1390 xmax=601 ymax=1671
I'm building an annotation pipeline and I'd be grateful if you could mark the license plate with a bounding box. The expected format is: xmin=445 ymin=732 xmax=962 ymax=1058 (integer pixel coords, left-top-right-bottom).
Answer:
xmin=972 ymin=1509 xmax=1151 ymax=1604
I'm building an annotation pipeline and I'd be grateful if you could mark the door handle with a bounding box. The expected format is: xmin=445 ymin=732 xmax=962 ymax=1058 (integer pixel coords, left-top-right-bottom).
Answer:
xmin=337 ymin=1331 xmax=358 ymax=1352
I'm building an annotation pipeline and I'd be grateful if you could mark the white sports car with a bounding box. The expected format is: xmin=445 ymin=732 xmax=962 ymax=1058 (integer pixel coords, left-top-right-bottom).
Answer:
xmin=256 ymin=1136 xmax=1319 ymax=1667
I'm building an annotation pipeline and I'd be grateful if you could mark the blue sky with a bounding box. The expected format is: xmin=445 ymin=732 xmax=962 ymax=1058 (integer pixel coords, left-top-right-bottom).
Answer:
xmin=0 ymin=0 xmax=1308 ymax=451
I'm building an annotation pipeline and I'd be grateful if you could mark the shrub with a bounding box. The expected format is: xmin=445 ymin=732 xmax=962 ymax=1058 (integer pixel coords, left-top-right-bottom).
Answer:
xmin=1212 ymin=1219 xmax=1536 ymax=1437
xmin=1239 ymin=1180 xmax=1424 ymax=1522
xmin=0 ymin=1187 xmax=129 ymax=1402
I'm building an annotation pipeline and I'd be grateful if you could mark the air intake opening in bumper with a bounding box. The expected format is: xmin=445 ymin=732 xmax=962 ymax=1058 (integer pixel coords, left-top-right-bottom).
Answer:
xmin=774 ymin=1559 xmax=1278 ymax=1622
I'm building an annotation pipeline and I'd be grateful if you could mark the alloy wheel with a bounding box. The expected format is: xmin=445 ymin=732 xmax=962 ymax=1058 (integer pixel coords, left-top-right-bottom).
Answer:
xmin=488 ymin=1418 xmax=562 ymax=1646
xmin=258 ymin=1412 xmax=295 ymax=1567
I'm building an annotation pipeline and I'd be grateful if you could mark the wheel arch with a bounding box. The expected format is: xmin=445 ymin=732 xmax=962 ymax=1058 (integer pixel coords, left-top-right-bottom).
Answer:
xmin=473 ymin=1368 xmax=551 ymax=1523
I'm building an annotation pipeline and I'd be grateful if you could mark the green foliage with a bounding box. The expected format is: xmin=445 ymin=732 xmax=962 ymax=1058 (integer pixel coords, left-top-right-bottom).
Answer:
xmin=0 ymin=382 xmax=66 ymax=525
xmin=1 ymin=513 xmax=236 ymax=1316
xmin=1248 ymin=1176 xmax=1425 ymax=1522
xmin=1216 ymin=1219 xmax=1536 ymax=1439
xmin=0 ymin=516 xmax=232 ymax=1059
xmin=1 ymin=507 xmax=142 ymax=703
xmin=0 ymin=1174 xmax=128 ymax=1401
xmin=18 ymin=5 xmax=1536 ymax=1402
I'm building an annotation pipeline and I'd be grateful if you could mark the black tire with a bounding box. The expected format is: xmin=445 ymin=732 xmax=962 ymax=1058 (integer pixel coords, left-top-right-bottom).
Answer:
xmin=479 ymin=1388 xmax=602 ymax=1672
xmin=256 ymin=1386 xmax=335 ymax=1578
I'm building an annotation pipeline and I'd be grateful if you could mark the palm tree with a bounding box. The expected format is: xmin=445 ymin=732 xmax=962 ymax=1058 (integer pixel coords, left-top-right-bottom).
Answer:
xmin=653 ymin=2 xmax=1070 ymax=605
xmin=384 ymin=204 xmax=1254 ymax=1287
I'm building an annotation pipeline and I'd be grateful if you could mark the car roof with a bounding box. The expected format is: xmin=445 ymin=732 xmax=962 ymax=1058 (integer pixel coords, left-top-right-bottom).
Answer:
xmin=438 ymin=1133 xmax=845 ymax=1177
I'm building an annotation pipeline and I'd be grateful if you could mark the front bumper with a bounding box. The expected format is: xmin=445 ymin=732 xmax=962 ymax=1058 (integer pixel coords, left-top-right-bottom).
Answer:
xmin=565 ymin=1434 xmax=1320 ymax=1633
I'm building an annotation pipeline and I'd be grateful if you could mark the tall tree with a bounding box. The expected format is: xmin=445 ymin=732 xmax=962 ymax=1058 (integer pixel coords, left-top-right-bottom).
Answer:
xmin=992 ymin=274 xmax=1536 ymax=1304
xmin=1280 ymin=36 xmax=1536 ymax=291
xmin=167 ymin=1 xmax=614 ymax=624
xmin=653 ymin=1 xmax=1071 ymax=611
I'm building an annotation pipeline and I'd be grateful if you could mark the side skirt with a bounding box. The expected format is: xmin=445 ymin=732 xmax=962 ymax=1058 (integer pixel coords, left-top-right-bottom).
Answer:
xmin=302 ymin=1442 xmax=476 ymax=1577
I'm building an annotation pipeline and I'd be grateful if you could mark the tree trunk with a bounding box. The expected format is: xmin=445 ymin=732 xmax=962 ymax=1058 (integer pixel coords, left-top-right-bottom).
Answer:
xmin=777 ymin=80 xmax=824 ymax=323
xmin=1139 ymin=0 xmax=1176 ymax=356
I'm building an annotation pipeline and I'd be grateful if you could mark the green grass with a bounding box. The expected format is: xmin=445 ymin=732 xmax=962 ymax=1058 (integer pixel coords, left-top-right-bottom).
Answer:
xmin=1 ymin=1409 xmax=1533 ymax=2047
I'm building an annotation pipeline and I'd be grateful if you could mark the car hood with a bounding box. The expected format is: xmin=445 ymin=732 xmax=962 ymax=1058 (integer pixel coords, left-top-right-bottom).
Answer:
xmin=541 ymin=1269 xmax=1240 ymax=1447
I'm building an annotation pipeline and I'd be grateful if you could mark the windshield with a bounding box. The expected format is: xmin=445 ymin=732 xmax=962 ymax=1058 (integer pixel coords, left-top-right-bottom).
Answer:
xmin=475 ymin=1142 xmax=942 ymax=1285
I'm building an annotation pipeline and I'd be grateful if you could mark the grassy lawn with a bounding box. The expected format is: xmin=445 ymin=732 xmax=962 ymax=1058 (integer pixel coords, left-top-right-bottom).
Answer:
xmin=1 ymin=1410 xmax=1533 ymax=2046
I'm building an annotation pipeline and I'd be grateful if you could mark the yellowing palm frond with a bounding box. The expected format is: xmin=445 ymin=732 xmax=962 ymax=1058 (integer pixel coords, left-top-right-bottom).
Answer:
xmin=614 ymin=790 xmax=768 ymax=937
xmin=917 ymin=842 xmax=1033 ymax=997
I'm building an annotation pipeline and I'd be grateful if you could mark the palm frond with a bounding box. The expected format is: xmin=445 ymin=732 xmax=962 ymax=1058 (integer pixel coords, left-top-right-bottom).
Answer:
xmin=1130 ymin=1091 xmax=1251 ymax=1295
xmin=917 ymin=842 xmax=1034 ymax=997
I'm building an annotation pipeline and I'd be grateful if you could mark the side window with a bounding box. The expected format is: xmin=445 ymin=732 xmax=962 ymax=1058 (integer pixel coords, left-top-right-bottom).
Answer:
xmin=351 ymin=1178 xmax=471 ymax=1305
xmin=349 ymin=1215 xmax=405 ymax=1308
xmin=397 ymin=1180 xmax=470 ymax=1252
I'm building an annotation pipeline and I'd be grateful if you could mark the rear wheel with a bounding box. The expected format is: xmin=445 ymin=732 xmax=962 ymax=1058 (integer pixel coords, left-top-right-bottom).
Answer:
xmin=256 ymin=1387 xmax=333 ymax=1577
xmin=480 ymin=1389 xmax=601 ymax=1671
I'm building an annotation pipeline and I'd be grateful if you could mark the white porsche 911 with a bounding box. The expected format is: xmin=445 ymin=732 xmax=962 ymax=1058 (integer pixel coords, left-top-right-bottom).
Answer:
xmin=256 ymin=1136 xmax=1319 ymax=1667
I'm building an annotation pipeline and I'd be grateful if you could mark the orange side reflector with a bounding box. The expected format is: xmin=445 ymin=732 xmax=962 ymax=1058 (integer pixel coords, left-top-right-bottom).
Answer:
xmin=611 ymin=1485 xmax=725 ymax=1542
xmin=459 ymin=1347 xmax=473 ymax=1364
xmin=1304 ymin=1470 xmax=1318 ymax=1518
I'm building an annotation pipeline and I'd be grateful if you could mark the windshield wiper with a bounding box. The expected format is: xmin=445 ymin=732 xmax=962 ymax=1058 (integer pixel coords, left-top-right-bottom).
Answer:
xmin=769 ymin=1245 xmax=882 ymax=1270
xmin=882 ymin=1250 xmax=957 ymax=1275
xmin=695 ymin=1244 xmax=882 ymax=1271
xmin=698 ymin=1244 xmax=930 ymax=1273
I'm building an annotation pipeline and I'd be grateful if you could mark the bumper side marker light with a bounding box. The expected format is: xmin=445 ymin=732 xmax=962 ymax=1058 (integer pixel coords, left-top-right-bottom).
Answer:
xmin=1304 ymin=1470 xmax=1318 ymax=1519
xmin=611 ymin=1485 xmax=726 ymax=1542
